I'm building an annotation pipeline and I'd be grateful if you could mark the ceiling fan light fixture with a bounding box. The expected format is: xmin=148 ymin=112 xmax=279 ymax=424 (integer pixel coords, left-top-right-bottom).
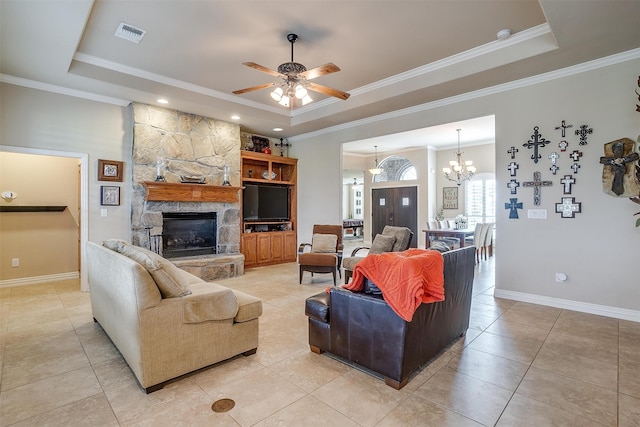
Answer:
xmin=294 ymin=84 xmax=307 ymax=99
xmin=301 ymin=94 xmax=313 ymax=105
xmin=270 ymin=87 xmax=283 ymax=101
xmin=278 ymin=95 xmax=290 ymax=107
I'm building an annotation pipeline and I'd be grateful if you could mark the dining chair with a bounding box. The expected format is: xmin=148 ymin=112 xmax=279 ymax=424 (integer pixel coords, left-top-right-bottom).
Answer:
xmin=481 ymin=222 xmax=494 ymax=260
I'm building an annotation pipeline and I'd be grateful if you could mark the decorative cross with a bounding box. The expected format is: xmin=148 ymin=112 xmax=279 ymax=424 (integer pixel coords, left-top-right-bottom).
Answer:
xmin=523 ymin=126 xmax=549 ymax=164
xmin=575 ymin=124 xmax=593 ymax=146
xmin=507 ymin=146 xmax=519 ymax=159
xmin=523 ymin=171 xmax=553 ymax=206
xmin=569 ymin=150 xmax=583 ymax=162
xmin=505 ymin=198 xmax=523 ymax=219
xmin=507 ymin=179 xmax=520 ymax=195
xmin=571 ymin=162 xmax=581 ymax=174
xmin=548 ymin=152 xmax=559 ymax=164
xmin=558 ymin=140 xmax=569 ymax=152
xmin=555 ymin=197 xmax=582 ymax=218
xmin=550 ymin=164 xmax=559 ymax=175
xmin=599 ymin=140 xmax=640 ymax=196
xmin=560 ymin=175 xmax=576 ymax=194
xmin=507 ymin=162 xmax=519 ymax=176
xmin=555 ymin=120 xmax=573 ymax=137
xmin=274 ymin=138 xmax=292 ymax=157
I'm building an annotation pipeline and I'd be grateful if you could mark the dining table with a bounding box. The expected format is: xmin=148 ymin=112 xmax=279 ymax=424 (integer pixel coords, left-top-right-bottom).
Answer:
xmin=423 ymin=228 xmax=475 ymax=248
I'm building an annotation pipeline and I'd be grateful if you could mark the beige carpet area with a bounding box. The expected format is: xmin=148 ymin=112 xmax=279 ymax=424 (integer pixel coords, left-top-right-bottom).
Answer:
xmin=1 ymin=252 xmax=639 ymax=426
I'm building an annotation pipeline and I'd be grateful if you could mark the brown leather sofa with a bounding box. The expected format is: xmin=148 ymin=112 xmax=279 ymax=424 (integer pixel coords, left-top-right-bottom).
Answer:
xmin=305 ymin=245 xmax=475 ymax=389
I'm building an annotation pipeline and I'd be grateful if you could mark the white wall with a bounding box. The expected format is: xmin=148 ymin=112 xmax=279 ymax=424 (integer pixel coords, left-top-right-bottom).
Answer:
xmin=0 ymin=83 xmax=131 ymax=244
xmin=292 ymin=55 xmax=640 ymax=320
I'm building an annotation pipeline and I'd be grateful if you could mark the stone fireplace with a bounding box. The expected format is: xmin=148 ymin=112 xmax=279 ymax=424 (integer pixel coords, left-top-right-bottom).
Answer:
xmin=130 ymin=103 xmax=244 ymax=279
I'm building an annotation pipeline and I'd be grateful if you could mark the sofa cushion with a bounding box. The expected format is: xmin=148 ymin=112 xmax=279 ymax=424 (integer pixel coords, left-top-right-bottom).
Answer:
xmin=116 ymin=243 xmax=193 ymax=298
xmin=232 ymin=290 xmax=263 ymax=323
xmin=311 ymin=233 xmax=337 ymax=253
xmin=102 ymin=239 xmax=127 ymax=252
xmin=369 ymin=234 xmax=396 ymax=254
xmin=342 ymin=256 xmax=364 ymax=271
xmin=183 ymin=282 xmax=238 ymax=322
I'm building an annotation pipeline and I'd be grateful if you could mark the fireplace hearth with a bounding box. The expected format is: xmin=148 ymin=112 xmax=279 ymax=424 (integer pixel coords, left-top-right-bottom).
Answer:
xmin=162 ymin=212 xmax=217 ymax=258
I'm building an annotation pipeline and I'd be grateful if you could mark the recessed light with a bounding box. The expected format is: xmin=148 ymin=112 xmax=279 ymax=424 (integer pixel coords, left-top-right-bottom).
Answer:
xmin=273 ymin=127 xmax=283 ymax=132
xmin=231 ymin=115 xmax=240 ymax=120
xmin=157 ymin=98 xmax=169 ymax=104
xmin=497 ymin=29 xmax=512 ymax=40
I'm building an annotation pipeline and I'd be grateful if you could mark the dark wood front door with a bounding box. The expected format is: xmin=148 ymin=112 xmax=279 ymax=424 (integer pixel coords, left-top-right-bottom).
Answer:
xmin=371 ymin=186 xmax=418 ymax=247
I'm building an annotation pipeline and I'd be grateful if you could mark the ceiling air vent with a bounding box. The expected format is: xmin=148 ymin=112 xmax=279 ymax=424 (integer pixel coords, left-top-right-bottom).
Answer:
xmin=114 ymin=22 xmax=146 ymax=43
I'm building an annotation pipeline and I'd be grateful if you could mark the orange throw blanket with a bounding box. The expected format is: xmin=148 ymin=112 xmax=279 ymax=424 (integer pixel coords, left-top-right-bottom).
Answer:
xmin=344 ymin=249 xmax=444 ymax=322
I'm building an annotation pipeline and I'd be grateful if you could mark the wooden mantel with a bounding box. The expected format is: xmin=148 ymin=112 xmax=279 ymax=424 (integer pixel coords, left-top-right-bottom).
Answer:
xmin=142 ymin=182 xmax=241 ymax=203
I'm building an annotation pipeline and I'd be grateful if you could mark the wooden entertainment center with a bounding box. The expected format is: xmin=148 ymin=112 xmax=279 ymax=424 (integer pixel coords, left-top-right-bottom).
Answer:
xmin=240 ymin=151 xmax=298 ymax=268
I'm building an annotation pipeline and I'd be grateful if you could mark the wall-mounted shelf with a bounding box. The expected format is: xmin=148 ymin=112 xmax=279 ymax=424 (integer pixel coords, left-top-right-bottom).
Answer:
xmin=0 ymin=206 xmax=67 ymax=212
xmin=142 ymin=182 xmax=241 ymax=203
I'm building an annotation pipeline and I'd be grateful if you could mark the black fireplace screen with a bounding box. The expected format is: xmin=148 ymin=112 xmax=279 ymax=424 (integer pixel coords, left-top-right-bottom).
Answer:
xmin=162 ymin=212 xmax=216 ymax=258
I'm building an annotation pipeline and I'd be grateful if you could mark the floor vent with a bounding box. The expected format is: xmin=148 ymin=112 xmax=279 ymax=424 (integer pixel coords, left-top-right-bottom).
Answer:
xmin=114 ymin=22 xmax=146 ymax=43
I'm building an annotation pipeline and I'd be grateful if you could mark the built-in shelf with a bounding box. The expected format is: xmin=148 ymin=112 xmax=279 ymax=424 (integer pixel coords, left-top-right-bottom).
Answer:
xmin=0 ymin=206 xmax=67 ymax=212
xmin=142 ymin=182 xmax=241 ymax=203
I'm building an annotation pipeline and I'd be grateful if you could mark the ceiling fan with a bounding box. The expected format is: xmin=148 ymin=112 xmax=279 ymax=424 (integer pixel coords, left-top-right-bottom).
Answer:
xmin=232 ymin=33 xmax=350 ymax=108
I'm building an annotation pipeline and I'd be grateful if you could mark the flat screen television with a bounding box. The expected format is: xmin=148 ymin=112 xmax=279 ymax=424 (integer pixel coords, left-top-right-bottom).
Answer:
xmin=243 ymin=184 xmax=290 ymax=221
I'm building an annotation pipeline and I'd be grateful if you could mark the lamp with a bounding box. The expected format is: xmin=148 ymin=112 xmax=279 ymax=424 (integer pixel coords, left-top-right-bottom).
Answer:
xmin=271 ymin=80 xmax=313 ymax=107
xmin=443 ymin=129 xmax=476 ymax=185
xmin=369 ymin=145 xmax=382 ymax=175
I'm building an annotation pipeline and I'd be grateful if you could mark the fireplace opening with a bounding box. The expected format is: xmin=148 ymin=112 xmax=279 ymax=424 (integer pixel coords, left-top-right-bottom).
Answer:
xmin=162 ymin=212 xmax=217 ymax=258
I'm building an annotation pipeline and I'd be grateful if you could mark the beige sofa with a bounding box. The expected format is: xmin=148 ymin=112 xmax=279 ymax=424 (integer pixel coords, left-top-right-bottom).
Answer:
xmin=87 ymin=240 xmax=262 ymax=393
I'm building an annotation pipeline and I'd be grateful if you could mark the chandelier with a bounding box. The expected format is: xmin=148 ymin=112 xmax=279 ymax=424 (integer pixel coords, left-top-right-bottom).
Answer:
xmin=443 ymin=129 xmax=475 ymax=185
xmin=369 ymin=145 xmax=382 ymax=175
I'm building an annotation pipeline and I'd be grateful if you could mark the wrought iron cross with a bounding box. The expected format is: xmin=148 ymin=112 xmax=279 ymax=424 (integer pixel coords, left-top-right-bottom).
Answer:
xmin=274 ymin=138 xmax=292 ymax=157
xmin=571 ymin=162 xmax=581 ymax=174
xmin=507 ymin=162 xmax=519 ymax=176
xmin=523 ymin=126 xmax=549 ymax=164
xmin=505 ymin=198 xmax=523 ymax=219
xmin=507 ymin=146 xmax=519 ymax=159
xmin=550 ymin=164 xmax=559 ymax=175
xmin=575 ymin=125 xmax=593 ymax=146
xmin=523 ymin=171 xmax=553 ymax=206
xmin=555 ymin=120 xmax=573 ymax=137
xmin=599 ymin=141 xmax=640 ymax=195
xmin=507 ymin=179 xmax=520 ymax=195
xmin=560 ymin=175 xmax=575 ymax=194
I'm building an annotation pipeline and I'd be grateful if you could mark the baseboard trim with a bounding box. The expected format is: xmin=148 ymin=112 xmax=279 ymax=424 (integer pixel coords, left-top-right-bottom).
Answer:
xmin=0 ymin=272 xmax=80 ymax=288
xmin=494 ymin=289 xmax=640 ymax=323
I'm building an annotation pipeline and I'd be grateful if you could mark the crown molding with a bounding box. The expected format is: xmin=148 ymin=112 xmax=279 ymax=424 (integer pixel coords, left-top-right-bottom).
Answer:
xmin=290 ymin=47 xmax=640 ymax=142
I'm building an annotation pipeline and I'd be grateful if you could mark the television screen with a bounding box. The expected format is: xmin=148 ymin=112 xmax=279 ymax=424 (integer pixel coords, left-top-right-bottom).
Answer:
xmin=243 ymin=185 xmax=289 ymax=221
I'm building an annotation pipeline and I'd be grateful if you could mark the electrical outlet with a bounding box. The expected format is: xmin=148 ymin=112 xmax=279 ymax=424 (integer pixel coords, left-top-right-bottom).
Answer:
xmin=11 ymin=258 xmax=19 ymax=267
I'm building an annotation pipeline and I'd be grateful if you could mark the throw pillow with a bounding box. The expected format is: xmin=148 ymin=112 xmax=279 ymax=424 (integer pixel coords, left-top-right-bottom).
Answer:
xmin=428 ymin=241 xmax=451 ymax=253
xmin=369 ymin=234 xmax=396 ymax=254
xmin=102 ymin=239 xmax=127 ymax=252
xmin=311 ymin=233 xmax=338 ymax=253
xmin=117 ymin=243 xmax=192 ymax=298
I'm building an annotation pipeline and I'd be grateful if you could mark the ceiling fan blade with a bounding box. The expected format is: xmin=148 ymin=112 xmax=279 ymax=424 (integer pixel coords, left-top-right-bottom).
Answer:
xmin=299 ymin=63 xmax=340 ymax=80
xmin=243 ymin=62 xmax=283 ymax=77
xmin=232 ymin=82 xmax=276 ymax=95
xmin=307 ymin=82 xmax=350 ymax=100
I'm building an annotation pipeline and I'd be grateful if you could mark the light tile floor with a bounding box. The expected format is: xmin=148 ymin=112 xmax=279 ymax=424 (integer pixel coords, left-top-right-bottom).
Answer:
xmin=1 ymin=251 xmax=639 ymax=426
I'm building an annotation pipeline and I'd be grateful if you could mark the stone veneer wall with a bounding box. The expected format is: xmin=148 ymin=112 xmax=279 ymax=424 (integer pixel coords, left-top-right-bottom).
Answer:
xmin=130 ymin=103 xmax=242 ymax=254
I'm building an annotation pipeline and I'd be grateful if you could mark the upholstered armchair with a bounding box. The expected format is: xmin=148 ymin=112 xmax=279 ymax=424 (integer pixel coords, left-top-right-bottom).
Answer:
xmin=298 ymin=224 xmax=343 ymax=286
xmin=342 ymin=225 xmax=413 ymax=284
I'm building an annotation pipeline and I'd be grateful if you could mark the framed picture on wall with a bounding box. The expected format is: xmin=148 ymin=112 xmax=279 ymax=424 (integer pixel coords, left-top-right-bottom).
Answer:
xmin=98 ymin=159 xmax=124 ymax=182
xmin=101 ymin=186 xmax=120 ymax=206
xmin=443 ymin=187 xmax=458 ymax=209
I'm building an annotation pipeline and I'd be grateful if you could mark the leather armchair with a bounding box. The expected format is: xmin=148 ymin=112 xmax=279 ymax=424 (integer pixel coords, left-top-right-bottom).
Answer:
xmin=306 ymin=246 xmax=475 ymax=389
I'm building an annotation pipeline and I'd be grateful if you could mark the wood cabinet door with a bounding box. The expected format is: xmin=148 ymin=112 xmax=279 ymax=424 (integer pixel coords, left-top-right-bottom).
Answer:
xmin=257 ymin=233 xmax=271 ymax=264
xmin=242 ymin=234 xmax=257 ymax=267
xmin=270 ymin=233 xmax=285 ymax=261
xmin=284 ymin=231 xmax=297 ymax=261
